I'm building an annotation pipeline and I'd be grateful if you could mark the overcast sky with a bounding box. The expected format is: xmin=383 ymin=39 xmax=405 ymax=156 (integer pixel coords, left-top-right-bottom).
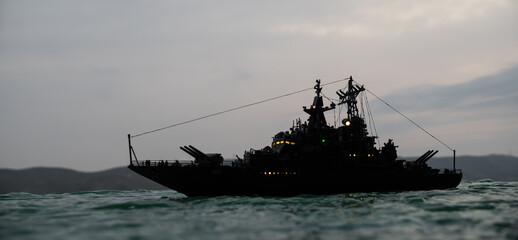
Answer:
xmin=1 ymin=0 xmax=517 ymax=171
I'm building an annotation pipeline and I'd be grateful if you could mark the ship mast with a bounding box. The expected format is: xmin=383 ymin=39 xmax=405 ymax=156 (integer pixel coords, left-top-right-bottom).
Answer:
xmin=303 ymin=79 xmax=335 ymax=129
xmin=337 ymin=76 xmax=365 ymax=120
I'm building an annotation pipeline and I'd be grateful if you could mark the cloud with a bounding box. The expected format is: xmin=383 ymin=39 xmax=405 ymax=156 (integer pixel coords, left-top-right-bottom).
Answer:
xmin=271 ymin=0 xmax=511 ymax=38
xmin=376 ymin=65 xmax=518 ymax=117
xmin=363 ymin=66 xmax=518 ymax=156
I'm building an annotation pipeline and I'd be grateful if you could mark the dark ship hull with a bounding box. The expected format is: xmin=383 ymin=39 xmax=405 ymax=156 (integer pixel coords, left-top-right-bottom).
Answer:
xmin=129 ymin=164 xmax=462 ymax=197
xmin=127 ymin=77 xmax=462 ymax=196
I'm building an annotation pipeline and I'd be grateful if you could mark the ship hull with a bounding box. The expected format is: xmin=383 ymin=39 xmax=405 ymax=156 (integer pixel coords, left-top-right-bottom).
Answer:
xmin=128 ymin=165 xmax=462 ymax=197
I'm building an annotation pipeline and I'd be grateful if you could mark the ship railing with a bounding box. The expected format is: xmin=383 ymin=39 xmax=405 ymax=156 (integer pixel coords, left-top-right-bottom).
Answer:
xmin=131 ymin=159 xmax=235 ymax=167
xmin=128 ymin=134 xmax=238 ymax=167
xmin=438 ymin=168 xmax=463 ymax=174
xmin=133 ymin=160 xmax=193 ymax=167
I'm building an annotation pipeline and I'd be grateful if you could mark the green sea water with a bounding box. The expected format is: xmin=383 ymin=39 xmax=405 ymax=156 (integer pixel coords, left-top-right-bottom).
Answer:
xmin=1 ymin=180 xmax=517 ymax=240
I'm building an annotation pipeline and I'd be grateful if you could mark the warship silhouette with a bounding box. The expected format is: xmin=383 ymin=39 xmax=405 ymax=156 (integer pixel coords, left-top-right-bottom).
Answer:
xmin=128 ymin=77 xmax=462 ymax=196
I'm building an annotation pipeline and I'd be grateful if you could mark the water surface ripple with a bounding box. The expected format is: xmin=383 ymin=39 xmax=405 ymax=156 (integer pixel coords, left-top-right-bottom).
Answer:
xmin=1 ymin=180 xmax=517 ymax=240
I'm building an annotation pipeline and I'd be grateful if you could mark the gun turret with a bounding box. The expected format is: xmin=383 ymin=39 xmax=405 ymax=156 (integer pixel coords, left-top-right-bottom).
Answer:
xmin=180 ymin=145 xmax=223 ymax=165
xmin=414 ymin=150 xmax=438 ymax=165
xmin=419 ymin=150 xmax=438 ymax=165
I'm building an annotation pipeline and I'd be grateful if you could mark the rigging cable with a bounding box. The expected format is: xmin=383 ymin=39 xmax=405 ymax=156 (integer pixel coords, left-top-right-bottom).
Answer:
xmin=131 ymin=77 xmax=350 ymax=138
xmin=364 ymin=93 xmax=380 ymax=147
xmin=321 ymin=92 xmax=339 ymax=127
xmin=362 ymin=87 xmax=454 ymax=152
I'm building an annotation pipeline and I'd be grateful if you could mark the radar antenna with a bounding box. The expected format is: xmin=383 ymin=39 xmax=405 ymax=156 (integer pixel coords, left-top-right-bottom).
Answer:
xmin=336 ymin=76 xmax=365 ymax=119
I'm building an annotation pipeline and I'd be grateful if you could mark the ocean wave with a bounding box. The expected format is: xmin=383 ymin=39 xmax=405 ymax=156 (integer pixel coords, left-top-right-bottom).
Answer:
xmin=1 ymin=180 xmax=517 ymax=240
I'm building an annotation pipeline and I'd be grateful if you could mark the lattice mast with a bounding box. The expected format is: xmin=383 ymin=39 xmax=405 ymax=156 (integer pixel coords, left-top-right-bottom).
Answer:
xmin=337 ymin=76 xmax=365 ymax=120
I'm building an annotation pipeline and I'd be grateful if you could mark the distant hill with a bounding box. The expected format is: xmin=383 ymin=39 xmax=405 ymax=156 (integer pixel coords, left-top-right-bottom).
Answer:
xmin=426 ymin=154 xmax=518 ymax=181
xmin=0 ymin=167 xmax=166 ymax=194
xmin=1 ymin=155 xmax=517 ymax=194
